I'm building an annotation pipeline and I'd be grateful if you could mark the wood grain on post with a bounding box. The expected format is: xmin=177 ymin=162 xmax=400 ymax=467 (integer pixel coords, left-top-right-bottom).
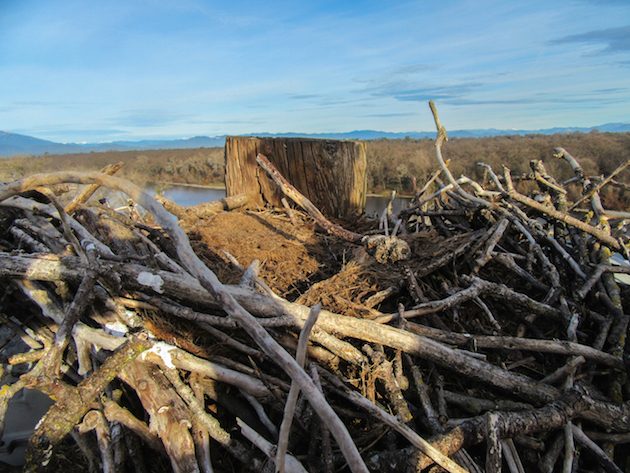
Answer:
xmin=224 ymin=136 xmax=367 ymax=219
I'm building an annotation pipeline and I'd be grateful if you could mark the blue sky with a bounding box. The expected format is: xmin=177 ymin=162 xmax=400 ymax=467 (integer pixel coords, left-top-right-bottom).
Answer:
xmin=0 ymin=0 xmax=629 ymax=142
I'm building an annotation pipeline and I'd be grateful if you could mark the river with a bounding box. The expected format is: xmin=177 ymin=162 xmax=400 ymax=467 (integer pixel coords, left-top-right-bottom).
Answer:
xmin=150 ymin=183 xmax=413 ymax=218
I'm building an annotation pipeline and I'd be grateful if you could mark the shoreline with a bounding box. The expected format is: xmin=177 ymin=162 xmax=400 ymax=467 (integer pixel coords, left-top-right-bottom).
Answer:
xmin=155 ymin=182 xmax=414 ymax=198
xmin=366 ymin=192 xmax=413 ymax=199
xmin=153 ymin=181 xmax=226 ymax=190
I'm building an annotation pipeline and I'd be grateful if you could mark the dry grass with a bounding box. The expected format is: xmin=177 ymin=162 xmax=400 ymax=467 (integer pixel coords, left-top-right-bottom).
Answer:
xmin=184 ymin=209 xmax=347 ymax=298
xmin=0 ymin=147 xmax=224 ymax=186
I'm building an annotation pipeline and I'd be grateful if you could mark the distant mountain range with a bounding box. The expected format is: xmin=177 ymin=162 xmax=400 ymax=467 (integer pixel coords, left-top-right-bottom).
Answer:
xmin=0 ymin=132 xmax=227 ymax=157
xmin=2 ymin=123 xmax=630 ymax=157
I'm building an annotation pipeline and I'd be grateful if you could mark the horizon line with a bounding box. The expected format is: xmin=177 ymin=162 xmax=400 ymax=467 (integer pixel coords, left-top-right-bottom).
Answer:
xmin=4 ymin=121 xmax=630 ymax=145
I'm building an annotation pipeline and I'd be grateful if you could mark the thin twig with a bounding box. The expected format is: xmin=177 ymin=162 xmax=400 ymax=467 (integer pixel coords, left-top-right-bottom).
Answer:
xmin=276 ymin=304 xmax=321 ymax=473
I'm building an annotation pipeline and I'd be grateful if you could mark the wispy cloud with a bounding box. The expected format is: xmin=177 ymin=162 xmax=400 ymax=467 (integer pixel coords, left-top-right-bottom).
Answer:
xmin=592 ymin=87 xmax=628 ymax=94
xmin=187 ymin=118 xmax=265 ymax=125
xmin=446 ymin=94 xmax=621 ymax=107
xmin=444 ymin=88 xmax=626 ymax=107
xmin=363 ymin=112 xmax=417 ymax=118
xmin=59 ymin=128 xmax=128 ymax=137
xmin=364 ymin=81 xmax=484 ymax=102
xmin=550 ymin=25 xmax=630 ymax=54
xmin=391 ymin=64 xmax=435 ymax=75
xmin=111 ymin=109 xmax=193 ymax=127
xmin=287 ymin=94 xmax=322 ymax=100
xmin=286 ymin=94 xmax=365 ymax=109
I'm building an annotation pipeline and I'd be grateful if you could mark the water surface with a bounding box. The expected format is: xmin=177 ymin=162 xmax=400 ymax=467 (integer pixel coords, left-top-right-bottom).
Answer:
xmin=157 ymin=185 xmax=226 ymax=207
xmin=153 ymin=184 xmax=412 ymax=217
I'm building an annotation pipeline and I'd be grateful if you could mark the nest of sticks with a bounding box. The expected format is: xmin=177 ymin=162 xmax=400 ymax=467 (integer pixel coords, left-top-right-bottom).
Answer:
xmin=0 ymin=102 xmax=629 ymax=473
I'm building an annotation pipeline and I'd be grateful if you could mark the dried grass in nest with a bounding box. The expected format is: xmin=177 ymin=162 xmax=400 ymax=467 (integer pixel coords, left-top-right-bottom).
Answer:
xmin=186 ymin=209 xmax=347 ymax=296
xmin=296 ymin=252 xmax=401 ymax=318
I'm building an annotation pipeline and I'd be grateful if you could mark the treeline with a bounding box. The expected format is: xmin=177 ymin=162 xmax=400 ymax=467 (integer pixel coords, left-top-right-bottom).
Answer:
xmin=1 ymin=132 xmax=628 ymax=207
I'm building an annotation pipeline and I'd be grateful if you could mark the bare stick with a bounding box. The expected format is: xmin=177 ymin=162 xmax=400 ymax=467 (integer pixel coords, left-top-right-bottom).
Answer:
xmin=540 ymin=432 xmax=564 ymax=473
xmin=473 ymin=218 xmax=509 ymax=272
xmin=281 ymin=197 xmax=298 ymax=226
xmin=162 ymin=366 xmax=260 ymax=467
xmin=417 ymin=166 xmax=445 ymax=197
xmin=78 ymin=410 xmax=116 ymax=473
xmin=406 ymin=357 xmax=444 ymax=433
xmin=241 ymin=391 xmax=278 ymax=438
xmin=236 ymin=418 xmax=307 ymax=473
xmin=405 ymin=389 xmax=592 ymax=471
xmin=428 ymin=101 xmax=490 ymax=208
xmin=577 ymin=264 xmax=630 ymax=299
xmin=25 ymin=336 xmax=151 ymax=471
xmin=276 ymin=304 xmax=321 ymax=473
xmin=563 ymin=421 xmax=575 ymax=473
xmin=412 ymin=176 xmax=472 ymax=209
xmin=1 ymin=195 xmax=117 ymax=258
xmin=46 ymin=268 xmax=97 ymax=375
xmin=572 ymin=425 xmax=622 ymax=473
xmin=310 ymin=365 xmax=334 ymax=473
xmin=544 ymin=235 xmax=588 ymax=279
xmin=10 ymin=226 xmax=50 ymax=252
xmin=398 ymin=278 xmax=485 ymax=318
xmin=102 ymin=399 xmax=163 ymax=452
xmin=404 ymin=323 xmax=622 ymax=369
xmin=189 ymin=374 xmax=214 ymax=473
xmin=503 ymin=168 xmax=622 ymax=250
xmin=140 ymin=343 xmax=274 ymax=400
xmin=443 ymin=391 xmax=531 ymax=415
xmin=540 ymin=356 xmax=586 ymax=385
xmin=256 ymin=154 xmax=363 ymax=242
xmin=397 ymin=271 xmax=566 ymax=321
xmin=321 ymin=369 xmax=468 ymax=473
xmin=493 ymin=253 xmax=549 ymax=291
xmin=583 ymin=431 xmax=630 ymax=444
xmin=569 ymin=159 xmax=630 ymax=211
xmin=473 ymin=297 xmax=502 ymax=332
xmin=0 ymin=251 xmax=563 ymax=405
xmin=485 ymin=412 xmax=502 ymax=473
xmin=119 ymin=361 xmax=200 ymax=473
xmin=502 ymin=439 xmax=525 ymax=473
xmin=65 ymin=161 xmax=124 ymax=214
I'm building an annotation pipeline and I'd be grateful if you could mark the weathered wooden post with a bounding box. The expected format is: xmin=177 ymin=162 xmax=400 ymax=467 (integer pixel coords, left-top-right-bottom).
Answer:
xmin=224 ymin=136 xmax=367 ymax=219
